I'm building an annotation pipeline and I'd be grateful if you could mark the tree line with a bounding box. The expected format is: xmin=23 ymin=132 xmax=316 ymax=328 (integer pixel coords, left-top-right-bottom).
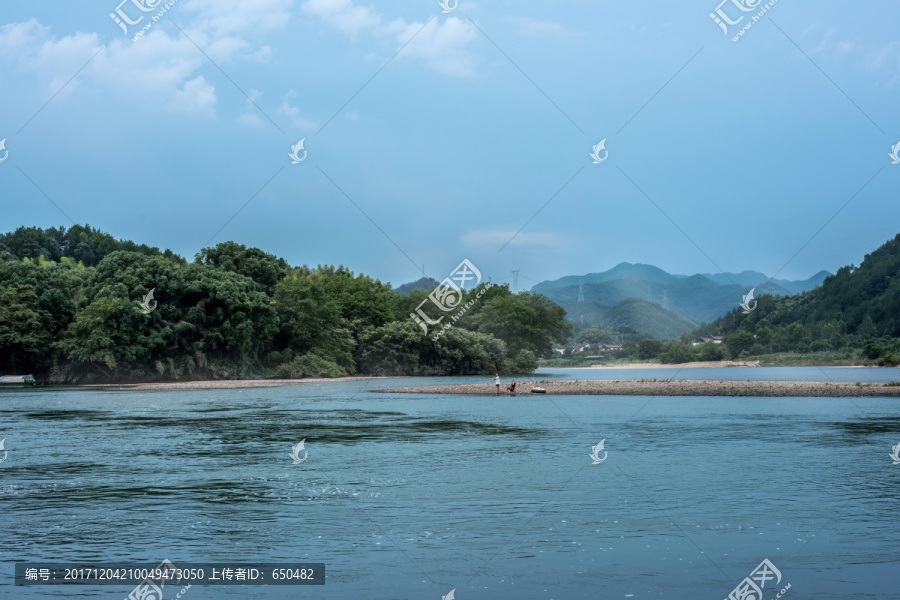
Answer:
xmin=0 ymin=225 xmax=572 ymax=382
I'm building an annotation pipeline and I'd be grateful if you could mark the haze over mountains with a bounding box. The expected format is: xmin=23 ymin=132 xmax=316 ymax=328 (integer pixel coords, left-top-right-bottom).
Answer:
xmin=394 ymin=263 xmax=830 ymax=340
xmin=531 ymin=263 xmax=830 ymax=339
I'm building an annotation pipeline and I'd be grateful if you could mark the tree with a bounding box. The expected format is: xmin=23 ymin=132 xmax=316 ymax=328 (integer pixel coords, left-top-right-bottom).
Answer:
xmin=58 ymin=251 xmax=279 ymax=380
xmin=857 ymin=314 xmax=877 ymax=340
xmin=473 ymin=290 xmax=571 ymax=357
xmin=0 ymin=260 xmax=81 ymax=375
xmin=724 ymin=332 xmax=755 ymax=359
xmin=659 ymin=341 xmax=697 ymax=364
xmin=195 ymin=241 xmax=288 ymax=293
xmin=637 ymin=339 xmax=663 ymax=360
xmin=307 ymin=266 xmax=395 ymax=335
xmin=698 ymin=342 xmax=725 ymax=361
xmin=0 ymin=285 xmax=56 ymax=373
xmin=357 ymin=321 xmax=507 ymax=376
xmin=57 ymin=296 xmax=147 ymax=377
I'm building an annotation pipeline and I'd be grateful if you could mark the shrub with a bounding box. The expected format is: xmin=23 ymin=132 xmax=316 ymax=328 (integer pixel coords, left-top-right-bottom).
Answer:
xmin=698 ymin=343 xmax=725 ymax=361
xmin=659 ymin=341 xmax=697 ymax=364
xmin=504 ymin=349 xmax=538 ymax=374
xmin=637 ymin=339 xmax=663 ymax=360
xmin=275 ymin=352 xmax=348 ymax=378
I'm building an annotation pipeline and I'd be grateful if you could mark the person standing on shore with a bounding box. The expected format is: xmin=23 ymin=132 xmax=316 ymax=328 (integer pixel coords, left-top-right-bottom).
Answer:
xmin=493 ymin=373 xmax=501 ymax=395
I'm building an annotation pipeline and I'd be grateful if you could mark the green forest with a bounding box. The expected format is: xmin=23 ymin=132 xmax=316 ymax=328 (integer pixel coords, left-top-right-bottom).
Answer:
xmin=0 ymin=225 xmax=571 ymax=383
xmin=694 ymin=233 xmax=900 ymax=365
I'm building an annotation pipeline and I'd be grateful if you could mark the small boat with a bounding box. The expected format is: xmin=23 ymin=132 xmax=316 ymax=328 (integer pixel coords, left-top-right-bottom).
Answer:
xmin=530 ymin=387 xmax=546 ymax=394
xmin=0 ymin=375 xmax=36 ymax=387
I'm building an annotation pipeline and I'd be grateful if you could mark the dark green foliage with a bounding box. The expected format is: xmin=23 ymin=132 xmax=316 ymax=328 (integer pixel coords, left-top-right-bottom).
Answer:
xmin=56 ymin=251 xmax=279 ymax=380
xmin=637 ymin=339 xmax=663 ymax=359
xmin=697 ymin=233 xmax=900 ymax=358
xmin=724 ymin=332 xmax=756 ymax=359
xmin=0 ymin=224 xmax=183 ymax=266
xmin=195 ymin=241 xmax=289 ymax=293
xmin=698 ymin=342 xmax=725 ymax=361
xmin=505 ymin=349 xmax=539 ymax=373
xmin=0 ymin=260 xmax=82 ymax=374
xmin=659 ymin=341 xmax=697 ymax=364
xmin=357 ymin=321 xmax=506 ymax=376
xmin=472 ymin=288 xmax=572 ymax=357
xmin=0 ymin=226 xmax=570 ymax=381
xmin=273 ymin=353 xmax=349 ymax=378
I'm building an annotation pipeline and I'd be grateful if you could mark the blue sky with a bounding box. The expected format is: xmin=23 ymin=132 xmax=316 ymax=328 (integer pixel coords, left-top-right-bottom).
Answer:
xmin=1 ymin=0 xmax=898 ymax=290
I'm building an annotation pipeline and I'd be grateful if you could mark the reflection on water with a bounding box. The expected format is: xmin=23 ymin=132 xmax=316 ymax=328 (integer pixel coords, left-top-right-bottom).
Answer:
xmin=1 ymin=369 xmax=899 ymax=599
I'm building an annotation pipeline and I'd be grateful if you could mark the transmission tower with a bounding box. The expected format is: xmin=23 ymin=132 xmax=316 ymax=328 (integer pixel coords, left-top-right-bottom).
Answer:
xmin=662 ymin=290 xmax=669 ymax=311
xmin=578 ymin=282 xmax=585 ymax=303
xmin=512 ymin=269 xmax=520 ymax=293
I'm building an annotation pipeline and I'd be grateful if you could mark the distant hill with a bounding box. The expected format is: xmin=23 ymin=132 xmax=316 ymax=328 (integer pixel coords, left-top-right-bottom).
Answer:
xmin=395 ymin=277 xmax=439 ymax=295
xmin=707 ymin=234 xmax=900 ymax=341
xmin=532 ymin=262 xmax=830 ymax=337
xmin=700 ymin=270 xmax=831 ymax=295
xmin=563 ymin=298 xmax=698 ymax=340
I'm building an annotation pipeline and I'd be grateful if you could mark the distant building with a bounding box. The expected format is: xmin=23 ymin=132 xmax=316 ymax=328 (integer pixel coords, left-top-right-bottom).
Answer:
xmin=599 ymin=344 xmax=623 ymax=351
xmin=572 ymin=342 xmax=591 ymax=353
xmin=692 ymin=335 xmax=723 ymax=346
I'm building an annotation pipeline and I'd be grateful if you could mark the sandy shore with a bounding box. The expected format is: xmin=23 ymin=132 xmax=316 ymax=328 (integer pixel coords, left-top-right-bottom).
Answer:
xmin=93 ymin=376 xmax=387 ymax=391
xmin=579 ymin=360 xmax=760 ymax=369
xmin=380 ymin=379 xmax=900 ymax=397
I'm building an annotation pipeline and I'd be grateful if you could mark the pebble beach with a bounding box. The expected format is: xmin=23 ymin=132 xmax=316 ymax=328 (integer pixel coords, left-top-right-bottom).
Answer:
xmin=381 ymin=379 xmax=900 ymax=397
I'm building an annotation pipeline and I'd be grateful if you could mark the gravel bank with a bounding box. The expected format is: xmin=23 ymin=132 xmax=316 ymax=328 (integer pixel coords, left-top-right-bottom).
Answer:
xmin=380 ymin=379 xmax=900 ymax=397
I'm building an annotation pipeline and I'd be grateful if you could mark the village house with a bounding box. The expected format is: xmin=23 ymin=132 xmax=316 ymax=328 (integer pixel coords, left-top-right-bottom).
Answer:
xmin=692 ymin=335 xmax=723 ymax=346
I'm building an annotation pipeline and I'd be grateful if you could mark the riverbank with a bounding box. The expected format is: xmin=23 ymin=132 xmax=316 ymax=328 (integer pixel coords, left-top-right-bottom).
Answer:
xmin=90 ymin=376 xmax=387 ymax=391
xmin=581 ymin=360 xmax=759 ymax=369
xmin=381 ymin=379 xmax=900 ymax=397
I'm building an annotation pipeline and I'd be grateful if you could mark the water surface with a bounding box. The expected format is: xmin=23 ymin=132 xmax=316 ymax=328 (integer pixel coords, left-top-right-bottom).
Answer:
xmin=1 ymin=369 xmax=898 ymax=599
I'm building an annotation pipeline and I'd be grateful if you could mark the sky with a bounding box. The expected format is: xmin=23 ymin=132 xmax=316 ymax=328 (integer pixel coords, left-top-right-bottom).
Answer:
xmin=1 ymin=0 xmax=898 ymax=291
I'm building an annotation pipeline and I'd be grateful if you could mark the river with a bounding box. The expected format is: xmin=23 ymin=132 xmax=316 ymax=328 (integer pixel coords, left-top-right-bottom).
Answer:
xmin=1 ymin=368 xmax=898 ymax=599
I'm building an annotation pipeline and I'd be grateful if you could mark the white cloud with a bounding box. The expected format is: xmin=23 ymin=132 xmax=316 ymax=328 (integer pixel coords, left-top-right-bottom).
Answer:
xmin=0 ymin=19 xmax=99 ymax=96
xmin=279 ymin=90 xmax=317 ymax=129
xmin=302 ymin=0 xmax=380 ymax=36
xmin=0 ymin=0 xmax=291 ymax=117
xmin=183 ymin=0 xmax=294 ymax=36
xmin=391 ymin=17 xmax=478 ymax=77
xmin=171 ymin=75 xmax=218 ymax=112
xmin=302 ymin=0 xmax=479 ymax=77
xmin=0 ymin=20 xmax=217 ymax=113
xmin=90 ymin=32 xmax=218 ymax=113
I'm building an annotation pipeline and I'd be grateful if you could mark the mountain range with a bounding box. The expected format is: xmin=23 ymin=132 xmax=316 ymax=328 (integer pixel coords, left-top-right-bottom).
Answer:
xmin=530 ymin=263 xmax=830 ymax=339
